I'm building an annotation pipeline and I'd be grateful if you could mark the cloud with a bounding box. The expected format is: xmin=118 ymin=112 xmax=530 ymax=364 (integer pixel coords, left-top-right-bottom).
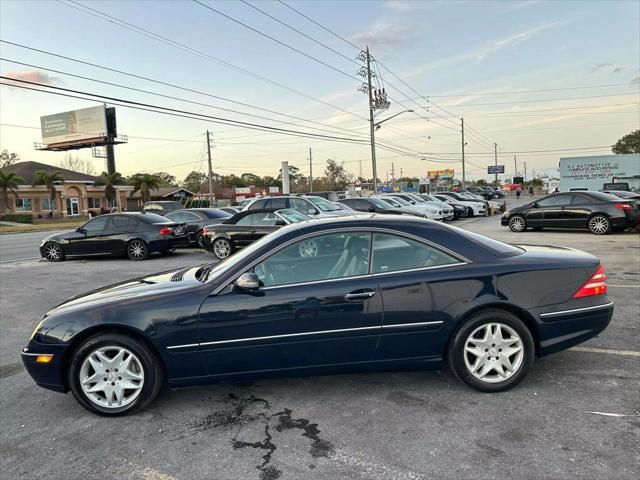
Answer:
xmin=589 ymin=62 xmax=614 ymax=74
xmin=612 ymin=66 xmax=625 ymax=73
xmin=1 ymin=69 xmax=62 ymax=87
xmin=382 ymin=0 xmax=416 ymax=12
xmin=347 ymin=21 xmax=421 ymax=51
xmin=631 ymin=76 xmax=640 ymax=84
xmin=505 ymin=0 xmax=545 ymax=12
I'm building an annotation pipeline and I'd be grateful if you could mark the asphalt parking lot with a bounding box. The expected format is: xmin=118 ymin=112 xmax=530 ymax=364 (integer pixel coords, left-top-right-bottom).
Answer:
xmin=1 ymin=201 xmax=638 ymax=480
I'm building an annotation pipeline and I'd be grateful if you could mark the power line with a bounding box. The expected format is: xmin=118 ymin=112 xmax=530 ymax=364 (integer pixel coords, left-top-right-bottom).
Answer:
xmin=423 ymin=82 xmax=637 ymax=98
xmin=0 ymin=77 xmax=370 ymax=143
xmin=435 ymin=92 xmax=639 ymax=108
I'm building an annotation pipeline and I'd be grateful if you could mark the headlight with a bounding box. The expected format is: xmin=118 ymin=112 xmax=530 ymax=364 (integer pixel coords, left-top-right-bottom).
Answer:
xmin=503 ymin=210 xmax=510 ymax=216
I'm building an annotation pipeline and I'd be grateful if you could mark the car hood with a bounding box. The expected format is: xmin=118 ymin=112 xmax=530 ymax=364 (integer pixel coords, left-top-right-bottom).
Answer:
xmin=47 ymin=266 xmax=206 ymax=315
xmin=41 ymin=229 xmax=77 ymax=243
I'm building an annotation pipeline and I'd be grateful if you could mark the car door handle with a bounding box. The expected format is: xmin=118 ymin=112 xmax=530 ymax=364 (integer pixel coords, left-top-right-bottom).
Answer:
xmin=344 ymin=291 xmax=376 ymax=301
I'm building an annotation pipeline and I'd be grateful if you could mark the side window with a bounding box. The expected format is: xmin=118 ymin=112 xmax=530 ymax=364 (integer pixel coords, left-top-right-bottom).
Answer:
xmin=165 ymin=212 xmax=181 ymax=221
xmin=82 ymin=216 xmax=108 ymax=234
xmin=371 ymin=234 xmax=459 ymax=274
xmin=253 ymin=212 xmax=279 ymax=226
xmin=291 ymin=198 xmax=314 ymax=214
xmin=268 ymin=198 xmax=287 ymax=210
xmin=248 ymin=199 xmax=268 ymax=210
xmin=105 ymin=215 xmax=132 ymax=233
xmin=570 ymin=194 xmax=587 ymax=205
xmin=537 ymin=194 xmax=572 ymax=207
xmin=356 ymin=199 xmax=372 ymax=211
xmin=255 ymin=232 xmax=371 ymax=288
xmin=235 ymin=214 xmax=256 ymax=226
xmin=181 ymin=211 xmax=201 ymax=221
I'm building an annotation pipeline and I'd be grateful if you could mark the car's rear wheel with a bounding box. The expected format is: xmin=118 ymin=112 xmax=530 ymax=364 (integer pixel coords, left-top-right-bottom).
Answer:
xmin=195 ymin=230 xmax=205 ymax=248
xmin=448 ymin=310 xmax=534 ymax=392
xmin=508 ymin=215 xmax=527 ymax=232
xmin=68 ymin=333 xmax=163 ymax=416
xmin=212 ymin=238 xmax=232 ymax=259
xmin=127 ymin=240 xmax=149 ymax=261
xmin=43 ymin=242 xmax=65 ymax=262
xmin=588 ymin=215 xmax=611 ymax=235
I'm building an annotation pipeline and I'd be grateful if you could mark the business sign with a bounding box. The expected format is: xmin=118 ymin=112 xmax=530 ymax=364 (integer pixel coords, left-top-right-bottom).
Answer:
xmin=427 ymin=169 xmax=454 ymax=179
xmin=488 ymin=165 xmax=505 ymax=174
xmin=268 ymin=186 xmax=279 ymax=193
xmin=235 ymin=187 xmax=251 ymax=194
xmin=40 ymin=105 xmax=108 ymax=146
xmin=559 ymin=154 xmax=640 ymax=192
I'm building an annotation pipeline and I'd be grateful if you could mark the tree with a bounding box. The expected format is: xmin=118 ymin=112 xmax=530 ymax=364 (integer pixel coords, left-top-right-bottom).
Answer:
xmin=612 ymin=129 xmax=640 ymax=154
xmin=33 ymin=170 xmax=64 ymax=212
xmin=0 ymin=150 xmax=20 ymax=168
xmin=153 ymin=172 xmax=178 ymax=187
xmin=130 ymin=173 xmax=161 ymax=203
xmin=95 ymin=171 xmax=124 ymax=209
xmin=0 ymin=170 xmax=25 ymax=213
xmin=182 ymin=171 xmax=207 ymax=193
xmin=58 ymin=154 xmax=96 ymax=175
xmin=476 ymin=179 xmax=488 ymax=186
xmin=324 ymin=159 xmax=350 ymax=190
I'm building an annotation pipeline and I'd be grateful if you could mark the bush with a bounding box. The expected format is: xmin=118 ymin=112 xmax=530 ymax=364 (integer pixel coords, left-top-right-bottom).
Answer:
xmin=0 ymin=213 xmax=33 ymax=223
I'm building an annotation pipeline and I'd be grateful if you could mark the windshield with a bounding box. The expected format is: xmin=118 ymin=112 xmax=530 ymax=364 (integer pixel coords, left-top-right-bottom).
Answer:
xmin=276 ymin=208 xmax=309 ymax=223
xmin=307 ymin=196 xmax=341 ymax=212
xmin=368 ymin=197 xmax=392 ymax=209
xmin=387 ymin=196 xmax=412 ymax=206
xmin=445 ymin=223 xmax=524 ymax=257
xmin=407 ymin=194 xmax=426 ymax=203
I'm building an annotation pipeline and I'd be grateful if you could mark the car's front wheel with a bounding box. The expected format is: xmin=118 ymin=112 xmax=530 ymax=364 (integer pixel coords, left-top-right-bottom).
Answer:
xmin=195 ymin=230 xmax=205 ymax=248
xmin=508 ymin=215 xmax=527 ymax=232
xmin=68 ymin=333 xmax=163 ymax=416
xmin=588 ymin=214 xmax=611 ymax=235
xmin=127 ymin=240 xmax=149 ymax=261
xmin=448 ymin=309 xmax=534 ymax=392
xmin=43 ymin=242 xmax=65 ymax=262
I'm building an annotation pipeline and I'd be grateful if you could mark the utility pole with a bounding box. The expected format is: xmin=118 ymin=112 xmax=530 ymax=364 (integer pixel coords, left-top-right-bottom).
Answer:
xmin=206 ymin=130 xmax=213 ymax=206
xmin=308 ymin=147 xmax=313 ymax=192
xmin=524 ymin=161 xmax=527 ymax=182
xmin=400 ymin=167 xmax=403 ymax=192
xmin=514 ymin=155 xmax=517 ymax=181
xmin=391 ymin=162 xmax=395 ymax=190
xmin=461 ymin=118 xmax=466 ymax=188
xmin=366 ymin=46 xmax=378 ymax=193
xmin=494 ymin=143 xmax=498 ymax=187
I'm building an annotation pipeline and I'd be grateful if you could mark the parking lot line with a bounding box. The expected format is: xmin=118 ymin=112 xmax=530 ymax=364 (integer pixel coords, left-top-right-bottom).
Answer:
xmin=608 ymin=284 xmax=640 ymax=288
xmin=570 ymin=346 xmax=640 ymax=357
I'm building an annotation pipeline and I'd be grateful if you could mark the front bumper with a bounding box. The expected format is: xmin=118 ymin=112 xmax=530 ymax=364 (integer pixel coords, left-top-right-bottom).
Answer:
xmin=21 ymin=343 xmax=69 ymax=393
xmin=501 ymin=216 xmax=509 ymax=226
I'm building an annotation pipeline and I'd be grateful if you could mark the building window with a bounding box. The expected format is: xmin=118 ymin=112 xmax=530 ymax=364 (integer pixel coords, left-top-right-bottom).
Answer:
xmin=15 ymin=198 xmax=32 ymax=212
xmin=41 ymin=198 xmax=56 ymax=211
xmin=87 ymin=197 xmax=101 ymax=209
xmin=107 ymin=196 xmax=117 ymax=208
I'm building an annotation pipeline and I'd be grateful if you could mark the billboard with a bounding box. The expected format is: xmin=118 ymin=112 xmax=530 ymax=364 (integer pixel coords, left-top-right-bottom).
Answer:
xmin=488 ymin=165 xmax=505 ymax=174
xmin=40 ymin=105 xmax=108 ymax=146
xmin=559 ymin=154 xmax=640 ymax=192
xmin=427 ymin=169 xmax=454 ymax=179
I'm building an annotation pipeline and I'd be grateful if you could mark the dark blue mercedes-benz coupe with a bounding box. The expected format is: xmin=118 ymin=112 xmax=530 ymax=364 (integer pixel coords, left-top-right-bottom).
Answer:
xmin=22 ymin=215 xmax=613 ymax=415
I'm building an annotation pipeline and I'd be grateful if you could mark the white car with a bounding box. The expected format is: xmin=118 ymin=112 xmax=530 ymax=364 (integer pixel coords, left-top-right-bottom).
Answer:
xmin=383 ymin=193 xmax=451 ymax=221
xmin=433 ymin=193 xmax=486 ymax=217
xmin=416 ymin=194 xmax=456 ymax=221
xmin=375 ymin=195 xmax=444 ymax=220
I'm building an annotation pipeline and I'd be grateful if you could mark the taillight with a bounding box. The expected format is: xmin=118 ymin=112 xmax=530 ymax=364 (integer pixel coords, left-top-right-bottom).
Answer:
xmin=615 ymin=203 xmax=632 ymax=210
xmin=573 ymin=265 xmax=608 ymax=298
xmin=159 ymin=226 xmax=173 ymax=237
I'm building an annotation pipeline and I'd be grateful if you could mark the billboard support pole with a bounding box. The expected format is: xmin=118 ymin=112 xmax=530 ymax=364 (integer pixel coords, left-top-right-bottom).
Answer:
xmin=494 ymin=143 xmax=498 ymax=187
xmin=206 ymin=130 xmax=214 ymax=206
xmin=106 ymin=143 xmax=115 ymax=175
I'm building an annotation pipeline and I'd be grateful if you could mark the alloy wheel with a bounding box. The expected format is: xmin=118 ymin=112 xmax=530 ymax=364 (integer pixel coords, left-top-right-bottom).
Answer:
xmin=588 ymin=215 xmax=610 ymax=235
xmin=509 ymin=216 xmax=526 ymax=232
xmin=463 ymin=323 xmax=524 ymax=383
xmin=128 ymin=241 xmax=146 ymax=260
xmin=79 ymin=346 xmax=145 ymax=409
xmin=45 ymin=243 xmax=62 ymax=261
xmin=299 ymin=239 xmax=318 ymax=257
xmin=214 ymin=239 xmax=231 ymax=258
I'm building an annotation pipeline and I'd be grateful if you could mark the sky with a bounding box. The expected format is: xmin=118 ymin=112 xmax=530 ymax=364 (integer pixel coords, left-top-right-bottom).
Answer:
xmin=0 ymin=0 xmax=639 ymax=184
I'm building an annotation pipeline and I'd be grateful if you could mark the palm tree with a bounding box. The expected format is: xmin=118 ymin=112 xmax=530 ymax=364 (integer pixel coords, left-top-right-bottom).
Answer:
xmin=0 ymin=170 xmax=25 ymax=213
xmin=95 ymin=171 xmax=124 ymax=210
xmin=130 ymin=173 xmax=161 ymax=204
xmin=32 ymin=170 xmax=64 ymax=214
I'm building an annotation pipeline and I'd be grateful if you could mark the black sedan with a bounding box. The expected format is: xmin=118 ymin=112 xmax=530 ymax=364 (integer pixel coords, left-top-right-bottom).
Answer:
xmin=39 ymin=213 xmax=189 ymax=262
xmin=24 ymin=215 xmax=613 ymax=415
xmin=501 ymin=191 xmax=639 ymax=234
xmin=337 ymin=197 xmax=423 ymax=217
xmin=164 ymin=208 xmax=232 ymax=247
xmin=202 ymin=208 xmax=308 ymax=259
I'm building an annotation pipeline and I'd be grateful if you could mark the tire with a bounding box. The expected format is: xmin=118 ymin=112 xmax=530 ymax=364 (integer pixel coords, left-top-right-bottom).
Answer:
xmin=447 ymin=309 xmax=535 ymax=393
xmin=127 ymin=239 xmax=149 ymax=261
xmin=508 ymin=215 xmax=527 ymax=232
xmin=212 ymin=238 xmax=232 ymax=259
xmin=588 ymin=214 xmax=611 ymax=235
xmin=459 ymin=208 xmax=469 ymax=219
xmin=68 ymin=333 xmax=163 ymax=416
xmin=195 ymin=230 xmax=205 ymax=249
xmin=43 ymin=242 xmax=65 ymax=262
xmin=493 ymin=193 xmax=500 ymax=199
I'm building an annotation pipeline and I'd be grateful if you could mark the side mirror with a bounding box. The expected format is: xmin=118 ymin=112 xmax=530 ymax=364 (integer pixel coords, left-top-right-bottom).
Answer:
xmin=367 ymin=206 xmax=375 ymax=212
xmin=308 ymin=208 xmax=317 ymax=215
xmin=235 ymin=272 xmax=260 ymax=291
xmin=274 ymin=219 xmax=286 ymax=226
xmin=76 ymin=227 xmax=87 ymax=234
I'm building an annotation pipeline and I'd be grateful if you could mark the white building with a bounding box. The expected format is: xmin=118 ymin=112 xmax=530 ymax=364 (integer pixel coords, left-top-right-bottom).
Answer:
xmin=559 ymin=154 xmax=640 ymax=192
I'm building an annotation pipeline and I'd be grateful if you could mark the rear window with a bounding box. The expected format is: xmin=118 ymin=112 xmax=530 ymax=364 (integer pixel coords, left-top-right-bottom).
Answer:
xmin=138 ymin=213 xmax=171 ymax=224
xmin=446 ymin=224 xmax=524 ymax=257
xmin=586 ymin=191 xmax=625 ymax=202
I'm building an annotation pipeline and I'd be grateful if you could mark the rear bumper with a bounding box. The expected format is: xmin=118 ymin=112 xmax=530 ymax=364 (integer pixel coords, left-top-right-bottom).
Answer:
xmin=536 ymin=301 xmax=613 ymax=356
